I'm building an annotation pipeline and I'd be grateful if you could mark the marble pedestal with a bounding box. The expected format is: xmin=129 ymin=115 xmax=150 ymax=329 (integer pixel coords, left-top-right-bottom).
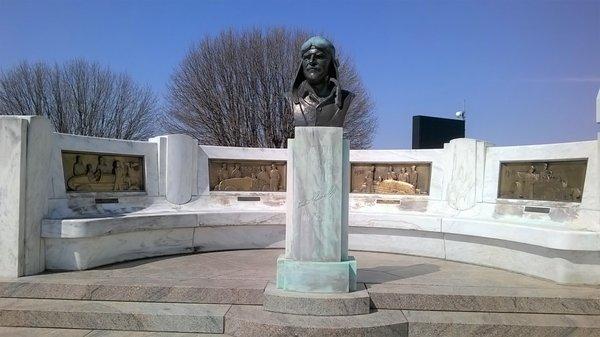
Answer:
xmin=277 ymin=127 xmax=356 ymax=293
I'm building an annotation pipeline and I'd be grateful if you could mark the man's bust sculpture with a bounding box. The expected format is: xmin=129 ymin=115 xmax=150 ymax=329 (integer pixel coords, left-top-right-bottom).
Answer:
xmin=291 ymin=36 xmax=354 ymax=127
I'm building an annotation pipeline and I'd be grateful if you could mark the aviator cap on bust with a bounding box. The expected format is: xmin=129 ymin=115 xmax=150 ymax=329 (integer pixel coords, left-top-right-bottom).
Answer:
xmin=300 ymin=36 xmax=336 ymax=60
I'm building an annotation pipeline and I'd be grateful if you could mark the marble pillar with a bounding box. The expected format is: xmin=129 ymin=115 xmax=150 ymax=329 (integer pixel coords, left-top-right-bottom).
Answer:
xmin=278 ymin=127 xmax=356 ymax=293
xmin=443 ymin=138 xmax=489 ymax=211
xmin=0 ymin=116 xmax=53 ymax=277
xmin=150 ymin=134 xmax=198 ymax=205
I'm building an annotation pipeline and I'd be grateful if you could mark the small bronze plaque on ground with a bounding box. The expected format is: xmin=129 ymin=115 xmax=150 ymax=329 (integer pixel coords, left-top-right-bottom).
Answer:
xmin=62 ymin=151 xmax=145 ymax=193
xmin=498 ymin=160 xmax=586 ymax=202
xmin=209 ymin=160 xmax=286 ymax=192
xmin=351 ymin=163 xmax=431 ymax=195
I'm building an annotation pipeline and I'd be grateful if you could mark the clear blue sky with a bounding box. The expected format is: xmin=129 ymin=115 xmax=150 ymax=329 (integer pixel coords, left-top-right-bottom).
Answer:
xmin=1 ymin=0 xmax=598 ymax=148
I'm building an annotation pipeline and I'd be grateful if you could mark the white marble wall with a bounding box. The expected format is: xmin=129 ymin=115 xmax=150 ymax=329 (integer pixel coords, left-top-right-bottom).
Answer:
xmin=3 ymin=113 xmax=600 ymax=284
xmin=0 ymin=116 xmax=53 ymax=277
xmin=0 ymin=117 xmax=27 ymax=277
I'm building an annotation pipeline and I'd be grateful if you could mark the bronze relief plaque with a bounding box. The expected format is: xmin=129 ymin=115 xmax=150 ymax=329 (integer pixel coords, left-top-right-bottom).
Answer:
xmin=498 ymin=160 xmax=587 ymax=202
xmin=209 ymin=160 xmax=286 ymax=192
xmin=62 ymin=151 xmax=145 ymax=192
xmin=351 ymin=163 xmax=431 ymax=195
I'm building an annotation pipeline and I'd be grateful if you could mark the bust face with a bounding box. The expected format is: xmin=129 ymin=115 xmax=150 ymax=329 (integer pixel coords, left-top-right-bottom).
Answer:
xmin=302 ymin=48 xmax=331 ymax=85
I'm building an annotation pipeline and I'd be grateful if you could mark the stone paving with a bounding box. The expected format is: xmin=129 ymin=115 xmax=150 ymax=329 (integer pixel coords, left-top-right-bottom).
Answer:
xmin=0 ymin=249 xmax=599 ymax=336
xmin=5 ymin=248 xmax=597 ymax=292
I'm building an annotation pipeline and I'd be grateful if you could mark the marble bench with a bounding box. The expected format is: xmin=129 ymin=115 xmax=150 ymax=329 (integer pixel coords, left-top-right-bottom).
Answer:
xmin=42 ymin=209 xmax=600 ymax=285
xmin=42 ymin=211 xmax=287 ymax=270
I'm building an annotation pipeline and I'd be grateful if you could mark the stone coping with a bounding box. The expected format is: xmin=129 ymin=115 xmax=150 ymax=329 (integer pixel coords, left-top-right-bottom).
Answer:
xmin=41 ymin=210 xmax=600 ymax=251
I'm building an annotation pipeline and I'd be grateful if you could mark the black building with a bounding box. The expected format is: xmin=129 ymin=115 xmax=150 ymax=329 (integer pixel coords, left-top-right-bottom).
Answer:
xmin=412 ymin=115 xmax=465 ymax=149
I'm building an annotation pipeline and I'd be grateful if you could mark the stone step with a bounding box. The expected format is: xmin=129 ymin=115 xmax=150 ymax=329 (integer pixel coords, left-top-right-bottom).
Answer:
xmin=0 ymin=327 xmax=232 ymax=336
xmin=262 ymin=282 xmax=370 ymax=316
xmin=0 ymin=298 xmax=229 ymax=333
xmin=403 ymin=310 xmax=600 ymax=337
xmin=368 ymin=283 xmax=600 ymax=315
xmin=224 ymin=305 xmax=408 ymax=337
xmin=0 ymin=279 xmax=265 ymax=305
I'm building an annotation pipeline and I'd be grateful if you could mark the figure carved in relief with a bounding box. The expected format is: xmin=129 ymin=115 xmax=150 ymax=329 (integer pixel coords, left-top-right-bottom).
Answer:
xmin=113 ymin=160 xmax=125 ymax=191
xmin=386 ymin=166 xmax=397 ymax=180
xmin=257 ymin=166 xmax=270 ymax=191
xmin=355 ymin=165 xmax=375 ymax=193
xmin=85 ymin=164 xmax=101 ymax=183
xmin=65 ymin=153 xmax=144 ymax=192
xmin=269 ymin=164 xmax=281 ymax=191
xmin=502 ymin=162 xmax=584 ymax=202
xmin=231 ymin=163 xmax=242 ymax=178
xmin=409 ymin=165 xmax=419 ymax=187
xmin=541 ymin=163 xmax=553 ymax=181
xmin=216 ymin=163 xmax=229 ymax=187
xmin=73 ymin=155 xmax=86 ymax=176
xmin=364 ymin=166 xmax=375 ymax=193
xmin=126 ymin=162 xmax=142 ymax=190
xmin=514 ymin=165 xmax=539 ymax=199
xmin=97 ymin=156 xmax=112 ymax=174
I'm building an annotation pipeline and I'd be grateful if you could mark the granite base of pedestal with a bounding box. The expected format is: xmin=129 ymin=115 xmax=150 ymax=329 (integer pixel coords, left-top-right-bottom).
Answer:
xmin=276 ymin=255 xmax=357 ymax=293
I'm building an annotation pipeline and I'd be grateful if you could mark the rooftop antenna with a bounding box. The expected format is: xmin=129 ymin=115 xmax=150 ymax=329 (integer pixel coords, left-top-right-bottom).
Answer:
xmin=596 ymin=89 xmax=600 ymax=123
xmin=455 ymin=99 xmax=466 ymax=120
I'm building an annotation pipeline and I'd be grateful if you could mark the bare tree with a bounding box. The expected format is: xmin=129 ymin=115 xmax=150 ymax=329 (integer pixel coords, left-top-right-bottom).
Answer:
xmin=0 ymin=59 xmax=158 ymax=140
xmin=166 ymin=27 xmax=376 ymax=149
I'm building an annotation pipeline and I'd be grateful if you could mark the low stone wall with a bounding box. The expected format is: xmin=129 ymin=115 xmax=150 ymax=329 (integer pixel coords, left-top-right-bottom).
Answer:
xmin=1 ymin=116 xmax=599 ymax=285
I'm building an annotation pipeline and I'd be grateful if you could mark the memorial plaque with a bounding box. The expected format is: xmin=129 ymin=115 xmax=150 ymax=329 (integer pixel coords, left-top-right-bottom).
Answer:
xmin=209 ymin=160 xmax=286 ymax=192
xmin=62 ymin=151 xmax=145 ymax=192
xmin=351 ymin=163 xmax=431 ymax=195
xmin=498 ymin=160 xmax=587 ymax=202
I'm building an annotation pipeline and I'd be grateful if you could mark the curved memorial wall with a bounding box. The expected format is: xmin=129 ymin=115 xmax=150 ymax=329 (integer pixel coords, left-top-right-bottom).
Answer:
xmin=1 ymin=116 xmax=599 ymax=285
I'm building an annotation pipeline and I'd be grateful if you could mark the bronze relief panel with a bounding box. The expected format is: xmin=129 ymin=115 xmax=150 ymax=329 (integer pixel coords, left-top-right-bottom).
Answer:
xmin=62 ymin=151 xmax=145 ymax=192
xmin=209 ymin=160 xmax=286 ymax=192
xmin=351 ymin=163 xmax=431 ymax=195
xmin=498 ymin=160 xmax=587 ymax=202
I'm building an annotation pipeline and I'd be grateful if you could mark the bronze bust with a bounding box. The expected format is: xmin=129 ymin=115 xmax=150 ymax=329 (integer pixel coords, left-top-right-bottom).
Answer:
xmin=291 ymin=36 xmax=354 ymax=127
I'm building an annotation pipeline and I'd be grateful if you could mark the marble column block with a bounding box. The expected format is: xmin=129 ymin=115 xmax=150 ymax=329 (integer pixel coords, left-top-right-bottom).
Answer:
xmin=443 ymin=138 xmax=489 ymax=211
xmin=150 ymin=134 xmax=198 ymax=205
xmin=0 ymin=116 xmax=53 ymax=277
xmin=0 ymin=117 xmax=27 ymax=277
xmin=596 ymin=89 xmax=599 ymax=123
xmin=279 ymin=127 xmax=355 ymax=293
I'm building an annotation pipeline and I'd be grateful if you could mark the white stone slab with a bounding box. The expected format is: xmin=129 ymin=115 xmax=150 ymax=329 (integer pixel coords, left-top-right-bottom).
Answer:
xmin=201 ymin=145 xmax=287 ymax=161
xmin=22 ymin=116 xmax=54 ymax=275
xmin=45 ymin=228 xmax=195 ymax=270
xmin=443 ymin=139 xmax=479 ymax=211
xmin=442 ymin=218 xmax=600 ymax=251
xmin=349 ymin=212 xmax=441 ymax=232
xmin=0 ymin=117 xmax=27 ymax=277
xmin=349 ymin=227 xmax=445 ymax=258
xmin=193 ymin=225 xmax=285 ymax=252
xmin=148 ymin=136 xmax=167 ymax=196
xmin=197 ymin=146 xmax=210 ymax=196
xmin=286 ymin=127 xmax=347 ymax=262
xmin=41 ymin=213 xmax=199 ymax=238
xmin=163 ymin=134 xmax=198 ymax=205
xmin=596 ymin=89 xmax=600 ymax=123
xmin=444 ymin=233 xmax=600 ymax=284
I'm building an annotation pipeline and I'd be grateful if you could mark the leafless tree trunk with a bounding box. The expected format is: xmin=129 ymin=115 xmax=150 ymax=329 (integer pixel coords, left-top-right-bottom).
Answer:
xmin=166 ymin=27 xmax=376 ymax=149
xmin=0 ymin=59 xmax=157 ymax=140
